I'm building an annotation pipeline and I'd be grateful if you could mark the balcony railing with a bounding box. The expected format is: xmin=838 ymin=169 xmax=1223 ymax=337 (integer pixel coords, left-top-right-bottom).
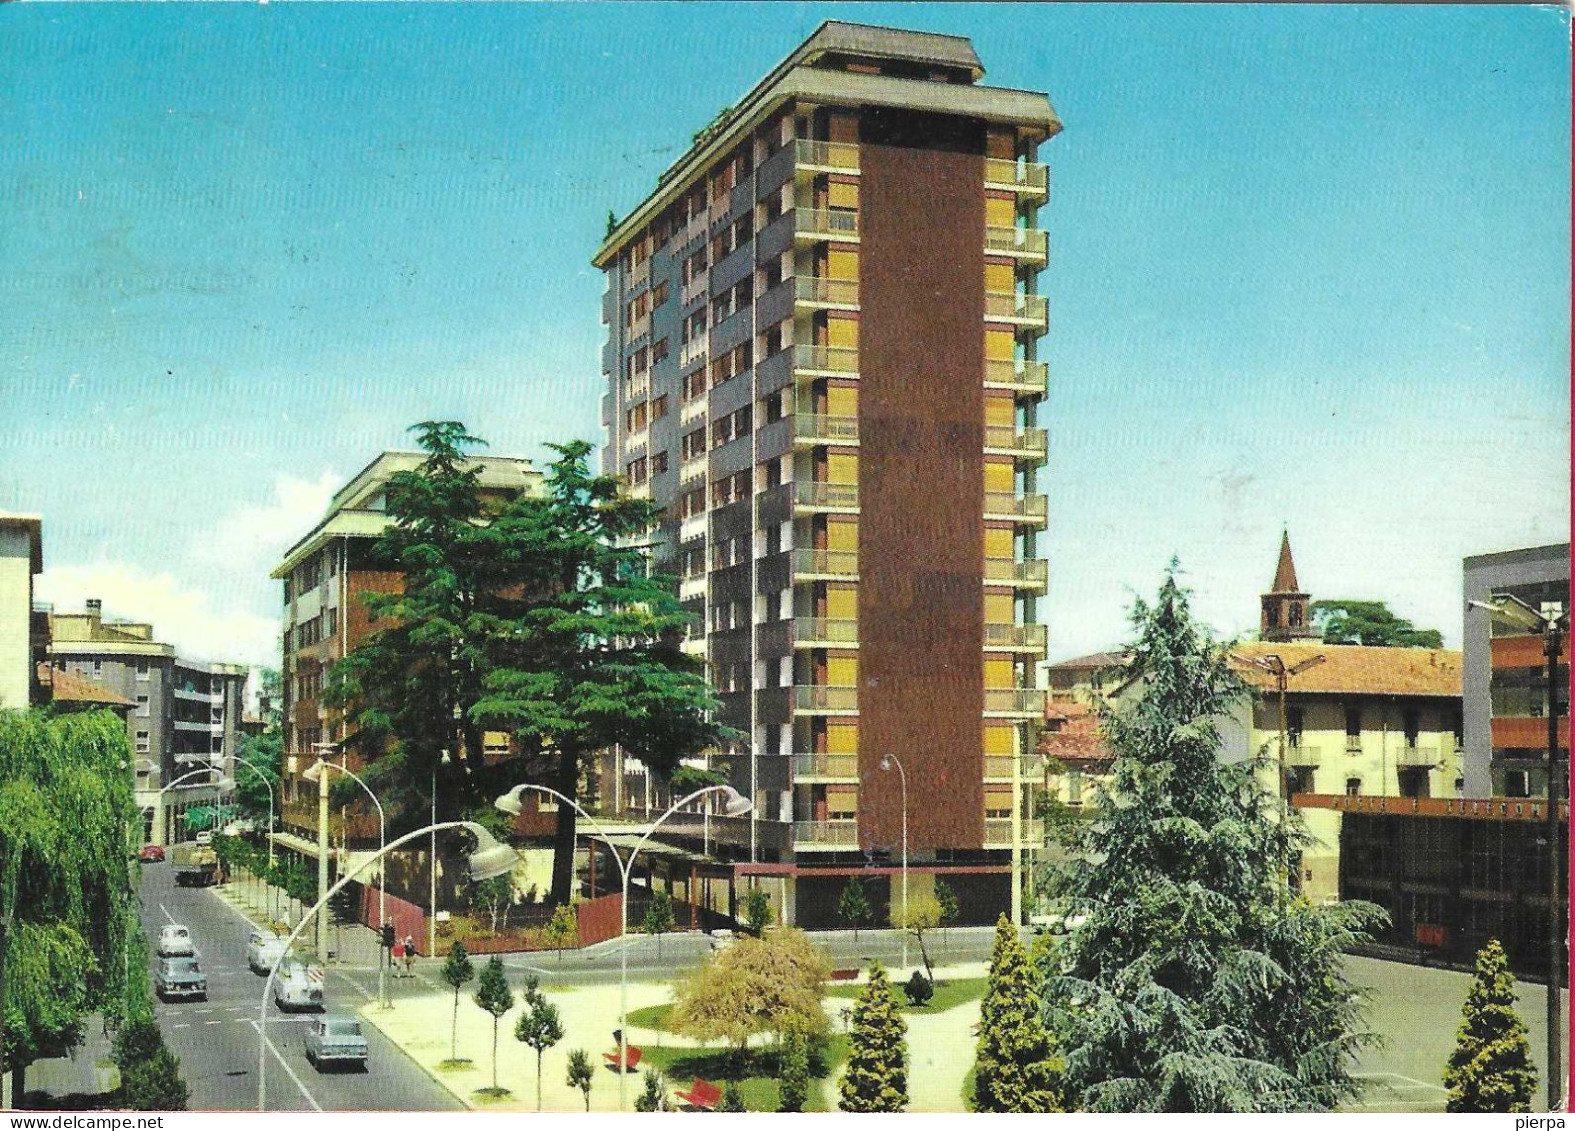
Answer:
xmin=795 ymin=617 xmax=859 ymax=647
xmin=984 ymin=157 xmax=1049 ymax=198
xmin=795 ymin=276 xmax=860 ymax=309
xmin=984 ymin=558 xmax=1049 ymax=588
xmin=795 ymin=139 xmax=860 ymax=173
xmin=984 ymin=492 xmax=1048 ymax=525
xmin=983 ymin=425 xmax=1047 ymax=459
xmin=794 ymin=481 xmax=860 ymax=513
xmin=1282 ymin=741 xmax=1320 ymax=767
xmin=984 ymin=817 xmax=1046 ymax=847
xmin=680 ymin=336 xmax=707 ymax=369
xmin=984 ymin=225 xmax=1047 ymax=262
xmin=792 ymin=753 xmax=859 ymax=781
xmin=1395 ymin=743 xmax=1442 ymax=768
xmin=984 ymin=756 xmax=1017 ymax=781
xmin=984 ymin=291 xmax=1049 ymax=330
xmin=794 ymin=414 xmax=859 ymax=446
xmin=679 ymin=512 xmax=707 ymax=542
xmin=795 ymin=207 xmax=860 ymax=242
xmin=679 ymin=453 xmax=708 ymax=484
xmin=985 ymin=623 xmax=1048 ymax=651
xmin=679 ymin=575 xmax=707 ymax=601
xmin=985 ymin=688 xmax=1047 ymax=715
xmin=793 ymin=548 xmax=859 ymax=580
xmin=795 ymin=344 xmax=860 ymax=377
xmin=794 ymin=819 xmax=861 ymax=848
xmin=795 ymin=685 xmax=858 ymax=713
xmin=983 ymin=359 xmax=1048 ymax=396
xmin=680 ymin=275 xmax=707 ymax=306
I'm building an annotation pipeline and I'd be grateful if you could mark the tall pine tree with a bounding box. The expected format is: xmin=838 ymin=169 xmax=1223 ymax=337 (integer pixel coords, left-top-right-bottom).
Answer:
xmin=973 ymin=915 xmax=1063 ymax=1112
xmin=1443 ymin=938 xmax=1537 ymax=1112
xmin=839 ymin=962 xmax=907 ymax=1112
xmin=1038 ymin=565 xmax=1386 ymax=1112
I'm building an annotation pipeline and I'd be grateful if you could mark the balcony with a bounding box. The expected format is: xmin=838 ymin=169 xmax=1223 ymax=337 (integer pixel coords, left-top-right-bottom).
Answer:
xmin=984 ymin=756 xmax=1017 ymax=782
xmin=679 ymin=453 xmax=708 ymax=485
xmin=984 ymin=817 xmax=1046 ymax=848
xmin=794 ymin=344 xmax=860 ymax=379
xmin=679 ymin=512 xmax=707 ymax=542
xmin=795 ymin=276 xmax=860 ymax=311
xmin=680 ymin=336 xmax=707 ymax=369
xmin=983 ymin=425 xmax=1047 ymax=461
xmin=984 ymin=157 xmax=1049 ymax=200
xmin=794 ymin=819 xmax=860 ymax=849
xmin=795 ymin=207 xmax=860 ymax=244
xmin=795 ymin=139 xmax=860 ymax=174
xmin=793 ymin=414 xmax=859 ymax=447
xmin=1282 ymin=741 xmax=1321 ymax=768
xmin=984 ymin=557 xmax=1048 ymax=590
xmin=794 ymin=480 xmax=859 ymax=515
xmin=984 ymin=688 xmax=1046 ymax=716
xmin=984 ymin=623 xmax=1048 ymax=652
xmin=793 ymin=548 xmax=859 ymax=581
xmin=1395 ymin=743 xmax=1443 ymax=768
xmin=984 ymin=492 xmax=1048 ymax=525
xmin=984 ymin=225 xmax=1047 ymax=264
xmin=680 ymin=275 xmax=708 ymax=307
xmin=795 ymin=685 xmax=858 ymax=714
xmin=795 ymin=617 xmax=859 ymax=648
xmin=984 ymin=359 xmax=1048 ymax=397
xmin=792 ymin=753 xmax=859 ymax=782
xmin=984 ymin=291 xmax=1048 ymax=332
xmin=680 ymin=396 xmax=708 ymax=425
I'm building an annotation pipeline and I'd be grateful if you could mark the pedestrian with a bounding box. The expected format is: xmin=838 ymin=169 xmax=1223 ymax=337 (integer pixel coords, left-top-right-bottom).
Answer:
xmin=403 ymin=933 xmax=416 ymax=977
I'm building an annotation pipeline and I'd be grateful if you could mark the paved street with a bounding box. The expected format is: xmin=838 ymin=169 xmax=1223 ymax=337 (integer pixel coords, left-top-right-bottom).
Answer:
xmin=134 ymin=862 xmax=461 ymax=1112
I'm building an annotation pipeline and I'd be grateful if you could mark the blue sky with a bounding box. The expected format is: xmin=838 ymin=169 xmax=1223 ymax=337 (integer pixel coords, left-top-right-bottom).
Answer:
xmin=1 ymin=3 xmax=1568 ymax=667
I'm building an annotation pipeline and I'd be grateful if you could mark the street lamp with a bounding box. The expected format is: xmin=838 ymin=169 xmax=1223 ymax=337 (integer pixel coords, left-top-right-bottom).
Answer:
xmin=1470 ymin=594 xmax=1567 ymax=1112
xmin=878 ymin=754 xmax=909 ymax=971
xmin=229 ymin=755 xmax=277 ymax=870
xmin=257 ymin=821 xmax=516 ymax=1111
xmin=494 ymin=781 xmax=752 ymax=1112
xmin=302 ymin=756 xmax=388 ymax=1008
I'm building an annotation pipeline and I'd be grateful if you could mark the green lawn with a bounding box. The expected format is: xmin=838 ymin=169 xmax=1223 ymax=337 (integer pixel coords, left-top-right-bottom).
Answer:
xmin=826 ymin=976 xmax=988 ymax=1014
xmin=637 ymin=1036 xmax=847 ymax=1112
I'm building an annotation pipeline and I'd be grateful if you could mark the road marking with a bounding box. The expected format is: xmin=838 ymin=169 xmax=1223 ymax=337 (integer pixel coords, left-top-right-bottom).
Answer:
xmin=172 ymin=1023 xmax=190 ymax=1029
xmin=1354 ymin=1072 xmax=1447 ymax=1092
xmin=246 ymin=1018 xmax=324 ymax=1112
xmin=192 ymin=1008 xmax=213 ymax=1014
xmin=205 ymin=1020 xmax=224 ymax=1026
xmin=158 ymin=902 xmax=179 ymax=926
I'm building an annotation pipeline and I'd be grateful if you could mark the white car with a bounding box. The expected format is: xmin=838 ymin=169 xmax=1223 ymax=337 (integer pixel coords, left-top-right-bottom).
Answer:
xmin=247 ymin=930 xmax=290 ymax=974
xmin=304 ymin=1015 xmax=368 ymax=1072
xmin=156 ymin=924 xmax=195 ymax=957
xmin=273 ymin=960 xmax=325 ymax=1011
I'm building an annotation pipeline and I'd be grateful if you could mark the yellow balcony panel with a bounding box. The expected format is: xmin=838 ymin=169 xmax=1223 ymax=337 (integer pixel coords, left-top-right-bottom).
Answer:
xmin=792 ymin=753 xmax=860 ymax=782
xmin=983 ymin=359 xmax=1048 ymax=397
xmin=984 ymin=225 xmax=1047 ymax=263
xmin=795 ymin=140 xmax=861 ymax=175
xmin=795 ymin=617 xmax=859 ymax=648
xmin=795 ymin=276 xmax=860 ymax=311
xmin=984 ymin=157 xmax=1049 ymax=200
xmin=983 ymin=425 xmax=1047 ymax=461
xmin=793 ymin=414 xmax=859 ymax=447
xmin=983 ymin=558 xmax=1049 ymax=590
xmin=984 ymin=817 xmax=1046 ymax=848
xmin=984 ymin=291 xmax=1048 ymax=332
xmin=793 ymin=548 xmax=860 ymax=581
xmin=795 ymin=685 xmax=859 ymax=714
xmin=794 ymin=819 xmax=861 ymax=849
xmin=984 ymin=491 xmax=1047 ymax=526
xmin=795 ymin=207 xmax=860 ymax=244
xmin=794 ymin=480 xmax=860 ymax=515
xmin=985 ymin=687 xmax=1047 ymax=716
xmin=984 ymin=623 xmax=1048 ymax=652
xmin=984 ymin=755 xmax=1017 ymax=782
xmin=795 ymin=344 xmax=860 ymax=378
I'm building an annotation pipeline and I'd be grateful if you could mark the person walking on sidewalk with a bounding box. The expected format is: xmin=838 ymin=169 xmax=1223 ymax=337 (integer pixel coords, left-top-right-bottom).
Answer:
xmin=403 ymin=933 xmax=416 ymax=978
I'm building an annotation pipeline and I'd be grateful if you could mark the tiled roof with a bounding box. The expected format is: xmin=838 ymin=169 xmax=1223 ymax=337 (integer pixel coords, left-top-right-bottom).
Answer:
xmin=1230 ymin=641 xmax=1462 ymax=698
xmin=1270 ymin=531 xmax=1302 ymax=593
xmin=1039 ymin=701 xmax=1114 ymax=768
xmin=37 ymin=663 xmax=136 ymax=707
xmin=1046 ymin=650 xmax=1128 ymax=672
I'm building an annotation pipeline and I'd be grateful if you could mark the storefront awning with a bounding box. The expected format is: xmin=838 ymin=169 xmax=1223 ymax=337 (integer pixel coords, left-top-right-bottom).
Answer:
xmin=269 ymin=831 xmax=325 ymax=860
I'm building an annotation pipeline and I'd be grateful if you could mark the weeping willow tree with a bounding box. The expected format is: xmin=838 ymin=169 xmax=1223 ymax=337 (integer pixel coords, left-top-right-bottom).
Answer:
xmin=1 ymin=709 xmax=147 ymax=1101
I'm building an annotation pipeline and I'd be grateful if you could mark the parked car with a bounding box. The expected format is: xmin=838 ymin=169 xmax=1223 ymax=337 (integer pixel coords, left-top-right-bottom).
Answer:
xmin=304 ymin=1015 xmax=367 ymax=1071
xmin=1029 ymin=908 xmax=1090 ymax=936
xmin=708 ymin=928 xmax=737 ymax=952
xmin=138 ymin=844 xmax=165 ymax=864
xmin=247 ymin=930 xmax=291 ymax=975
xmin=154 ymin=956 xmax=208 ymax=1001
xmin=156 ymin=924 xmax=195 ymax=957
xmin=273 ymin=960 xmax=325 ymax=1011
xmin=194 ymin=831 xmax=214 ymax=847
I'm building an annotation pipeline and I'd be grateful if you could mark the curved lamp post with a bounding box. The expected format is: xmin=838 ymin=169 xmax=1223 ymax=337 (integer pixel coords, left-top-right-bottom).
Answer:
xmin=257 ymin=821 xmax=515 ymax=1110
xmin=879 ymin=755 xmax=909 ymax=970
xmin=302 ymin=757 xmax=388 ymax=1007
xmin=494 ymin=781 xmax=752 ymax=1111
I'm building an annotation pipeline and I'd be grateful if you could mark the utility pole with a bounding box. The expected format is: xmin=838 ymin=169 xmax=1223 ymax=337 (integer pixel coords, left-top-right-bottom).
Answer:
xmin=1543 ymin=616 xmax=1564 ymax=1113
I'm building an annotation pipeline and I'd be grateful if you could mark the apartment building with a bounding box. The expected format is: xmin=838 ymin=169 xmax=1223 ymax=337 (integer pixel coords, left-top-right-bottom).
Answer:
xmin=594 ymin=22 xmax=1059 ymax=926
xmin=0 ymin=513 xmax=43 ymax=710
xmin=47 ymin=600 xmax=247 ymax=845
xmin=1461 ymin=542 xmax=1569 ymax=798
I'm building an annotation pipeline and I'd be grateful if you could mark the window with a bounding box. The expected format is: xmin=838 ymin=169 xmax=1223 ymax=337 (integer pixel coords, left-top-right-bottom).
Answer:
xmin=136 ymin=659 xmax=150 ymax=681
xmin=681 ymin=428 xmax=707 ymax=461
xmin=1344 ymin=705 xmax=1361 ymax=751
xmin=137 ymin=694 xmax=150 ymax=718
xmin=651 ymin=451 xmax=669 ymax=476
xmin=325 ymin=608 xmax=338 ymax=637
xmin=135 ymin=730 xmax=150 ymax=754
xmin=652 ymin=337 xmax=670 ymax=365
xmin=626 ymin=456 xmax=648 ymax=485
xmin=1286 ymin=706 xmax=1304 ymax=745
xmin=650 ymin=395 xmax=670 ymax=422
xmin=652 ymin=280 xmax=670 ymax=308
xmin=683 ymin=368 xmax=707 ymax=401
xmin=1344 ymin=777 xmax=1361 ymax=797
xmin=1504 ymin=770 xmax=1531 ymax=798
xmin=678 ymin=488 xmax=706 ymax=519
xmin=1402 ymin=708 xmax=1419 ymax=749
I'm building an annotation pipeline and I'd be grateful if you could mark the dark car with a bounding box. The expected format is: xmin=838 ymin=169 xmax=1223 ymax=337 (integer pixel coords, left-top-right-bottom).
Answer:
xmin=154 ymin=956 xmax=207 ymax=1001
xmin=138 ymin=844 xmax=165 ymax=863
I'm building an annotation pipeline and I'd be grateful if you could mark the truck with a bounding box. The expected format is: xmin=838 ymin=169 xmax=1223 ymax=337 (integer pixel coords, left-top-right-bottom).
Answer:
xmin=174 ymin=845 xmax=221 ymax=887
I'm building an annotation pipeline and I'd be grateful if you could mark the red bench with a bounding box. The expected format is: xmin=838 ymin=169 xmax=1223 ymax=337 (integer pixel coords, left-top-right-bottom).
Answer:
xmin=830 ymin=968 xmax=859 ymax=981
xmin=674 ymin=1078 xmax=722 ymax=1111
xmin=602 ymin=1045 xmax=643 ymax=1072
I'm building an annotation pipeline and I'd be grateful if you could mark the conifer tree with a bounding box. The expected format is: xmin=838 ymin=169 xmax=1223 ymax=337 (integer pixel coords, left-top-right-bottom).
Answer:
xmin=472 ymin=956 xmax=514 ymax=1094
xmin=837 ymin=878 xmax=872 ymax=942
xmin=1038 ymin=565 xmax=1387 ymax=1112
xmin=778 ymin=1029 xmax=809 ymax=1112
xmin=718 ymin=1080 xmax=747 ymax=1111
xmin=973 ymin=915 xmax=1063 ymax=1112
xmin=1444 ymin=938 xmax=1537 ymax=1113
xmin=441 ymin=941 xmax=474 ymax=1063
xmin=838 ymin=961 xmax=907 ymax=1112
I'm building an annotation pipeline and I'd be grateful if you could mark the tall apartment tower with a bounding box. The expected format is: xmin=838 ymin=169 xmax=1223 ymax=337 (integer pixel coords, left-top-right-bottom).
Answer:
xmin=594 ymin=22 xmax=1059 ymax=925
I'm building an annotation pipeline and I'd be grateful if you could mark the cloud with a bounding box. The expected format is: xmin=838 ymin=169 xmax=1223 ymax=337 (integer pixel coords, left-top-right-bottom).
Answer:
xmin=188 ymin=471 xmax=341 ymax=582
xmin=36 ymin=561 xmax=280 ymax=668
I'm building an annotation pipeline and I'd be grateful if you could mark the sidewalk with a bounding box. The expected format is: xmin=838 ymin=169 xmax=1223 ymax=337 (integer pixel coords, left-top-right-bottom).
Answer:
xmin=217 ymin=868 xmax=388 ymax=968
